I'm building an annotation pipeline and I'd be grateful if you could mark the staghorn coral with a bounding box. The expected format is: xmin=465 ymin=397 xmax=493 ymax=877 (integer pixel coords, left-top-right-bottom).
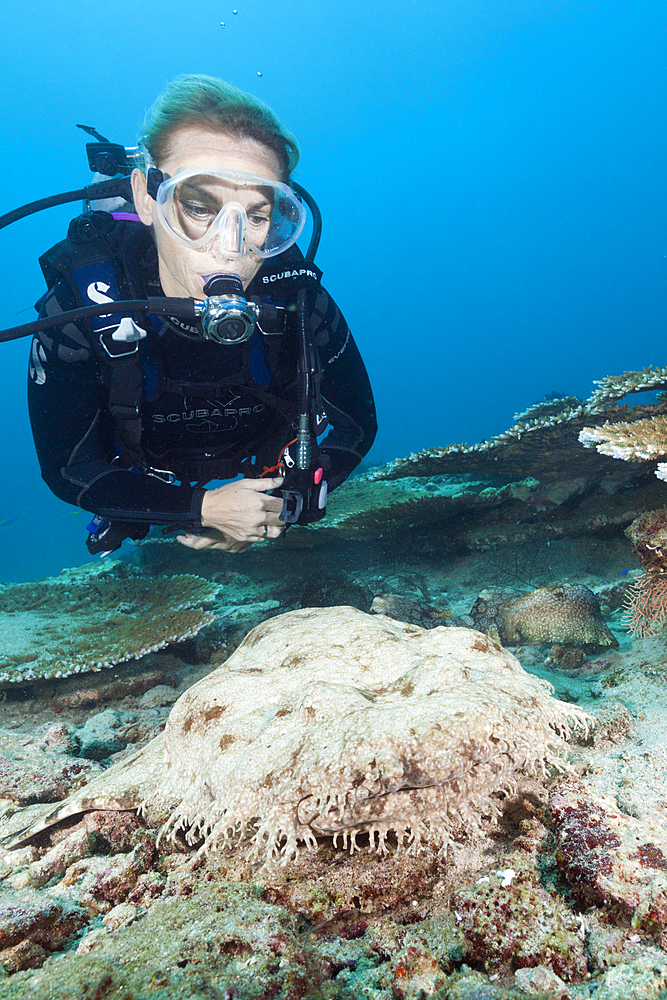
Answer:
xmin=3 ymin=607 xmax=592 ymax=867
xmin=0 ymin=565 xmax=219 ymax=684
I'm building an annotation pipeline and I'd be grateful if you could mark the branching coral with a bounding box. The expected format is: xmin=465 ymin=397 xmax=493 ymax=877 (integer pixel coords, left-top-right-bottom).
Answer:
xmin=0 ymin=566 xmax=219 ymax=684
xmin=586 ymin=366 xmax=667 ymax=409
xmin=579 ymin=416 xmax=667 ymax=470
xmin=622 ymin=573 xmax=667 ymax=638
xmin=622 ymin=510 xmax=667 ymax=637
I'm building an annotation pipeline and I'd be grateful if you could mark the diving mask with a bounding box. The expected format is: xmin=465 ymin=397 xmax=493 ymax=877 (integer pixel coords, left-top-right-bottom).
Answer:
xmin=149 ymin=166 xmax=306 ymax=259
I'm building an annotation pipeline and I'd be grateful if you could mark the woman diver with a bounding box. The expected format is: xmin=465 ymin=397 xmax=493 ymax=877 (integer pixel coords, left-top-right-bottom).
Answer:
xmin=26 ymin=75 xmax=377 ymax=554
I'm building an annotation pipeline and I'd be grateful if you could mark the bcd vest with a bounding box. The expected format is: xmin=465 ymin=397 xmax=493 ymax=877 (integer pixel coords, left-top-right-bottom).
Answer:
xmin=38 ymin=211 xmax=325 ymax=483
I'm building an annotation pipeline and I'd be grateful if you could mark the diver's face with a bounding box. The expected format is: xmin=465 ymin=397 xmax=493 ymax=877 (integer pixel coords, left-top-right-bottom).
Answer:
xmin=132 ymin=127 xmax=283 ymax=297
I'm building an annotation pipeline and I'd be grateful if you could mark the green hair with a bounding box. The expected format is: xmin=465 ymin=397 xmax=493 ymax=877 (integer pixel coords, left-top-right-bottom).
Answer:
xmin=141 ymin=74 xmax=300 ymax=180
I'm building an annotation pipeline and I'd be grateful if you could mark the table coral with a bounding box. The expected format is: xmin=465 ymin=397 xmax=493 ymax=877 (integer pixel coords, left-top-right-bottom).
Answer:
xmin=153 ymin=606 xmax=591 ymax=864
xmin=370 ymin=368 xmax=667 ymax=482
xmin=302 ymin=372 xmax=667 ymax=553
xmin=0 ymin=565 xmax=219 ymax=684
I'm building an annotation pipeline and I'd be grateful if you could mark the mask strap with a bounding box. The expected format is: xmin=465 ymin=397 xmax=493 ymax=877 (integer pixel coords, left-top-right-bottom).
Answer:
xmin=146 ymin=167 xmax=164 ymax=201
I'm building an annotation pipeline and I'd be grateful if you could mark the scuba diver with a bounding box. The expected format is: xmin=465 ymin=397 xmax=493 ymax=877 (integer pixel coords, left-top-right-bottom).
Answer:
xmin=15 ymin=75 xmax=376 ymax=555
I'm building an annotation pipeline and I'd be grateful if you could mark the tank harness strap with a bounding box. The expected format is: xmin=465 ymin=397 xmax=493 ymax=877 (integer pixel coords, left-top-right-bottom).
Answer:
xmin=107 ymin=353 xmax=145 ymax=467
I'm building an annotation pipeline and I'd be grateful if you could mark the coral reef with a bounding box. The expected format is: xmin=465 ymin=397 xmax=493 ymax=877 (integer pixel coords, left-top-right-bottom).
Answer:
xmin=0 ymin=563 xmax=219 ymax=684
xmin=5 ymin=533 xmax=667 ymax=994
xmin=155 ymin=606 xmax=590 ymax=864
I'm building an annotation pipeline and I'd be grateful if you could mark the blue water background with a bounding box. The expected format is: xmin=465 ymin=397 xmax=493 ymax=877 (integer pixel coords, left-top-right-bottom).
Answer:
xmin=0 ymin=0 xmax=665 ymax=582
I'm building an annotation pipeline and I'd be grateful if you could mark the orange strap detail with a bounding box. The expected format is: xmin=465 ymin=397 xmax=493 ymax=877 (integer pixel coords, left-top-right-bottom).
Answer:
xmin=260 ymin=437 xmax=297 ymax=478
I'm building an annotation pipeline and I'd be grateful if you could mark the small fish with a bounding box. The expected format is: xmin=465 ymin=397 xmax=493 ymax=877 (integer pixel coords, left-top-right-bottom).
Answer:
xmin=0 ymin=517 xmax=18 ymax=528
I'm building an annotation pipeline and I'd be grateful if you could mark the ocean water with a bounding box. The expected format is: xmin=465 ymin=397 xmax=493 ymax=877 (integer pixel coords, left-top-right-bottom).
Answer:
xmin=0 ymin=0 xmax=665 ymax=582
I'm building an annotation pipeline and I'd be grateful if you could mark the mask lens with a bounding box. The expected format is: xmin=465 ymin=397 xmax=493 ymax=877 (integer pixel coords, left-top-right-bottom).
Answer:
xmin=170 ymin=176 xmax=221 ymax=241
xmin=156 ymin=170 xmax=306 ymax=258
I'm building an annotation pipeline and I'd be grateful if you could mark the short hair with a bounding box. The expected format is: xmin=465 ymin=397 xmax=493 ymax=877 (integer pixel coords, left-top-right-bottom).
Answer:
xmin=141 ymin=74 xmax=300 ymax=180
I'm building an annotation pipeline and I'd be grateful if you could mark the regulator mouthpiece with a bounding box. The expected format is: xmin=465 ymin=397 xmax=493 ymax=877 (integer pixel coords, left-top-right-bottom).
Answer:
xmin=196 ymin=273 xmax=259 ymax=344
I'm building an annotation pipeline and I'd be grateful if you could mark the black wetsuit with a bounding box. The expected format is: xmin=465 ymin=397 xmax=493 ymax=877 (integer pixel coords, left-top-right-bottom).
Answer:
xmin=27 ymin=217 xmax=377 ymax=532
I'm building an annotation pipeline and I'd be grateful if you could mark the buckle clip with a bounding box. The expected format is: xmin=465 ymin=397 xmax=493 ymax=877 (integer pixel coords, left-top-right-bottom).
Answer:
xmin=99 ymin=317 xmax=146 ymax=357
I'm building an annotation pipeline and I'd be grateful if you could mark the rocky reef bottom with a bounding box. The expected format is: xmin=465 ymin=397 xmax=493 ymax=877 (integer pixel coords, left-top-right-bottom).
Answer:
xmin=0 ymin=525 xmax=667 ymax=999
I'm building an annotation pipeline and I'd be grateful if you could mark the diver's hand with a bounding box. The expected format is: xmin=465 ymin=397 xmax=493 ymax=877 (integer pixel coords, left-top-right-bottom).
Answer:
xmin=195 ymin=476 xmax=286 ymax=543
xmin=176 ymin=528 xmax=252 ymax=552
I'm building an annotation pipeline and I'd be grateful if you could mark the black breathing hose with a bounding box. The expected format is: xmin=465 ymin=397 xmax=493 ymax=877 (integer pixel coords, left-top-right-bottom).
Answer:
xmin=0 ymin=297 xmax=197 ymax=344
xmin=0 ymin=177 xmax=132 ymax=232
xmin=291 ymin=182 xmax=321 ymax=263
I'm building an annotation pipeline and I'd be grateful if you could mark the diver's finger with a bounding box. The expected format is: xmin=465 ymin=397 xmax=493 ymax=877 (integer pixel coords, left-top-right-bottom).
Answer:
xmin=238 ymin=476 xmax=284 ymax=492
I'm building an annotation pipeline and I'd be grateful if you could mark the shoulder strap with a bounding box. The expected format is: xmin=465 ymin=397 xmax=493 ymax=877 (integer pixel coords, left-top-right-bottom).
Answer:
xmin=39 ymin=213 xmax=155 ymax=468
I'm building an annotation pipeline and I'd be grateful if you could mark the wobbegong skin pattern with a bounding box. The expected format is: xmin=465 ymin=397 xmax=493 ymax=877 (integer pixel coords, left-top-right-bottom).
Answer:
xmin=3 ymin=607 xmax=592 ymax=865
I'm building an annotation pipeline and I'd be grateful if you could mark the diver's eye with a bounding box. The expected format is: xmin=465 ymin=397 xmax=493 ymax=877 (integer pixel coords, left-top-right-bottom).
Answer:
xmin=182 ymin=202 xmax=216 ymax=222
xmin=247 ymin=213 xmax=270 ymax=229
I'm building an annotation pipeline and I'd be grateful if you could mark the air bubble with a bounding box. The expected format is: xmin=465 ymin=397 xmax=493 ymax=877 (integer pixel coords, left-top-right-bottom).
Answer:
xmin=257 ymin=71 xmax=262 ymax=76
xmin=220 ymin=21 xmax=225 ymax=26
